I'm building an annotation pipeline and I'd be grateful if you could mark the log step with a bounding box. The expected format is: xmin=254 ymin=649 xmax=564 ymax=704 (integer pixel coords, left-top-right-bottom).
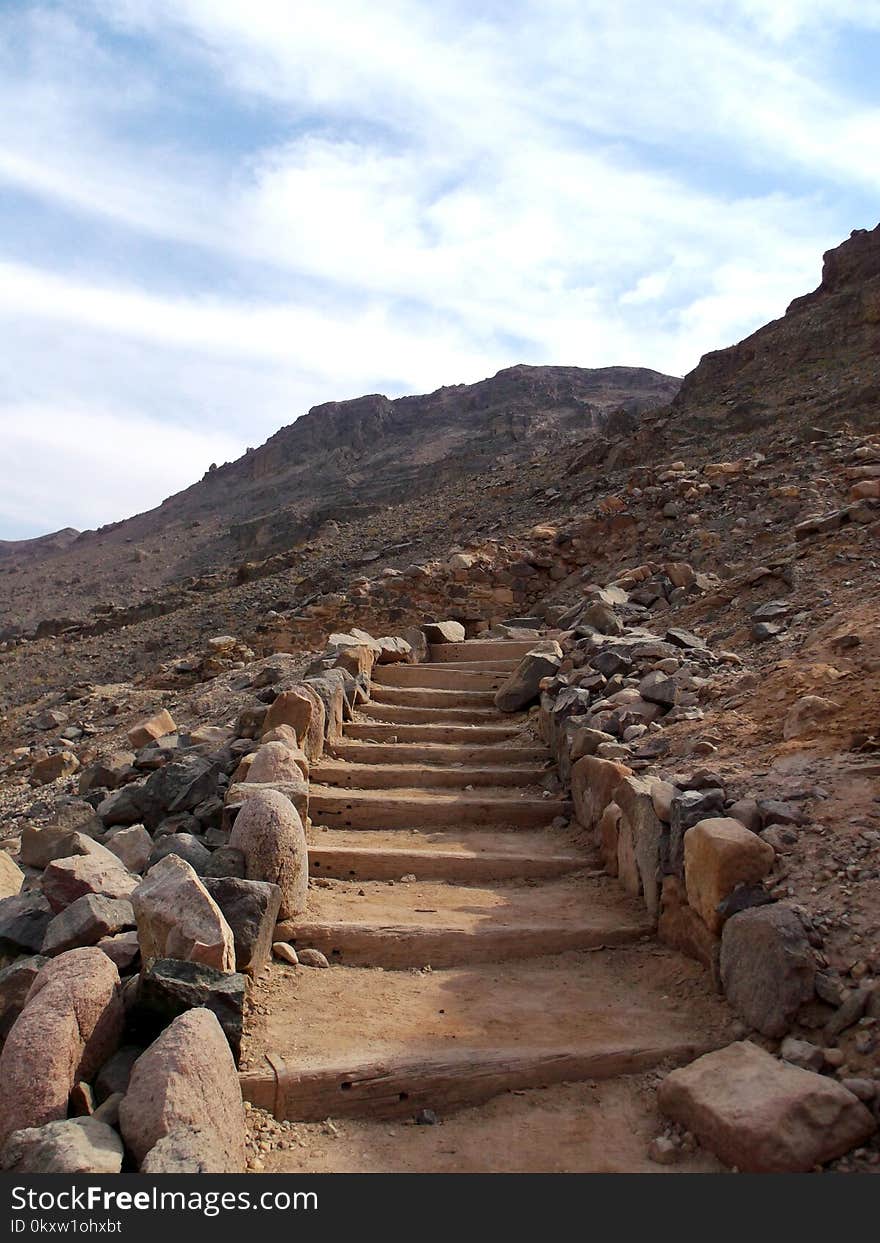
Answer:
xmin=358 ymin=703 xmax=508 ymax=724
xmin=343 ymin=723 xmax=528 ymax=745
xmin=329 ymin=741 xmax=550 ymax=766
xmin=371 ymin=665 xmax=512 ymax=690
xmin=306 ymin=840 xmax=589 ymax=882
xmin=310 ymin=761 xmax=549 ymax=790
xmin=429 ymin=641 xmax=545 ymax=663
xmin=308 ymin=784 xmax=565 ymax=828
xmin=240 ymin=946 xmax=723 ymax=1120
xmin=369 ymin=685 xmax=499 ymax=708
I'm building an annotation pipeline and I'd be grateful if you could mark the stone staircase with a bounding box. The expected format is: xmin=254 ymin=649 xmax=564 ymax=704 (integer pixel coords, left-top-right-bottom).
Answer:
xmin=241 ymin=639 xmax=730 ymax=1163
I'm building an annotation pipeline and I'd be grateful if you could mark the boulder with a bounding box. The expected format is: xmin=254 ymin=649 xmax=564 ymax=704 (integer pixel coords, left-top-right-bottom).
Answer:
xmin=41 ymin=854 xmax=137 ymax=913
xmin=261 ymin=686 xmax=325 ymax=760
xmin=140 ymin=755 xmax=222 ymax=826
xmin=132 ymin=958 xmax=248 ymax=1060
xmin=720 ymin=905 xmax=815 ymax=1037
xmin=78 ymin=752 xmax=135 ymax=794
xmin=202 ymin=877 xmax=282 ymax=975
xmin=570 ymin=754 xmax=632 ymax=833
xmin=0 ymin=853 xmax=24 ymax=900
xmin=0 ymin=948 xmax=123 ymax=1145
xmin=246 ymin=740 xmax=309 ymax=786
xmin=226 ymin=777 xmax=308 ymax=825
xmin=127 ymin=709 xmax=176 ymax=749
xmin=20 ymin=808 xmax=103 ymax=868
xmin=131 ymin=854 xmax=235 ymax=973
xmin=683 ymin=818 xmax=775 ymax=934
xmin=0 ymin=893 xmax=53 ymax=955
xmin=41 ymin=895 xmax=135 ymax=957
xmin=118 ymin=1008 xmax=246 ymax=1172
xmin=140 ymin=1127 xmax=228 ymax=1174
xmin=494 ymin=644 xmax=563 ymax=712
xmin=254 ymin=731 xmax=309 ymax=779
xmin=228 ymin=789 xmax=308 ymax=920
xmin=0 ymin=956 xmax=47 ymax=1042
xmin=0 ymin=1117 xmax=123 ymax=1174
xmin=304 ymin=675 xmax=346 ymax=742
xmin=97 ymin=931 xmax=140 ymax=973
xmin=105 ymin=825 xmax=153 ymax=873
xmin=423 ymin=620 xmax=466 ymax=644
xmin=659 ymin=1041 xmax=875 ymax=1172
xmin=375 ymin=636 xmax=413 ymax=664
xmin=667 ymin=789 xmax=725 ymax=875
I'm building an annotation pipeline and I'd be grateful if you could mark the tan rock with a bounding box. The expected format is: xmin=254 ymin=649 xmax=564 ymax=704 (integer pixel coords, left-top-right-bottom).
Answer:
xmin=105 ymin=825 xmax=153 ymax=874
xmin=657 ymin=876 xmax=721 ymax=986
xmin=0 ymin=949 xmax=123 ymax=1146
xmin=228 ymin=789 xmax=308 ymax=920
xmin=246 ymin=740 xmax=309 ymax=785
xmin=423 ymin=621 xmax=466 ymax=643
xmin=650 ymin=778 xmax=676 ymax=823
xmin=127 ymin=710 xmax=176 ymax=749
xmin=131 ymin=854 xmax=235 ymax=972
xmin=659 ymin=1041 xmax=875 ymax=1172
xmin=597 ymin=802 xmax=621 ymax=876
xmin=31 ymin=752 xmax=80 ymax=785
xmin=684 ymin=817 xmax=775 ymax=934
xmin=261 ymin=686 xmax=325 ymax=760
xmin=118 ymin=1009 xmax=245 ymax=1172
xmin=226 ymin=777 xmax=308 ymax=825
xmin=375 ymin=636 xmax=412 ymax=664
xmin=0 ymin=852 xmax=24 ymax=900
xmin=570 ymin=755 xmax=632 ymax=832
xmin=615 ymin=774 xmax=665 ymax=918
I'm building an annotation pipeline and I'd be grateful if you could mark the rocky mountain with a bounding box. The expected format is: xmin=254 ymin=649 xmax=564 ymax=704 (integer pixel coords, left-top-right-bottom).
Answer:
xmin=0 ymin=365 xmax=678 ymax=635
xmin=672 ymin=222 xmax=880 ymax=429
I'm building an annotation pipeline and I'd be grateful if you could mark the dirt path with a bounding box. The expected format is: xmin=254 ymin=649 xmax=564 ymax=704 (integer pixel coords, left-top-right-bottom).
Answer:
xmin=240 ymin=638 xmax=735 ymax=1171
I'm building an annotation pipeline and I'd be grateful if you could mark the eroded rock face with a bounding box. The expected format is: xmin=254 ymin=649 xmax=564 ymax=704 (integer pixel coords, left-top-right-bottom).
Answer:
xmin=118 ymin=1008 xmax=246 ymax=1172
xmin=659 ymin=1041 xmax=875 ymax=1172
xmin=0 ymin=948 xmax=123 ymax=1146
xmin=131 ymin=854 xmax=235 ymax=973
xmin=720 ymin=905 xmax=815 ymax=1038
xmin=228 ymin=789 xmax=308 ymax=920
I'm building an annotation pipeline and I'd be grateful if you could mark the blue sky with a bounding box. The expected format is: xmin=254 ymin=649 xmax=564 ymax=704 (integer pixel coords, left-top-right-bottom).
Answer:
xmin=1 ymin=1 xmax=879 ymax=539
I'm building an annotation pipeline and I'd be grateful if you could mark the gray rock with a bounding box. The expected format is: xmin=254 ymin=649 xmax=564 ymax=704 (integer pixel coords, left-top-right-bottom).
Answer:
xmin=668 ymin=788 xmax=725 ymax=875
xmin=423 ymin=621 xmax=465 ymax=644
xmin=0 ymin=1117 xmax=123 ymax=1173
xmin=780 ymin=1037 xmax=824 ymax=1072
xmin=148 ymin=832 xmax=212 ymax=874
xmin=494 ymin=644 xmax=563 ymax=712
xmin=0 ymin=892 xmax=53 ymax=955
xmin=297 ymin=948 xmax=329 ymax=968
xmin=202 ymin=877 xmax=282 ymax=975
xmin=140 ymin=1126 xmax=226 ymax=1173
xmin=132 ymin=958 xmax=248 ymax=1060
xmin=202 ymin=846 xmax=246 ymax=879
xmin=0 ymin=957 xmax=47 ymax=1041
xmin=825 ymin=987 xmax=872 ymax=1041
xmin=41 ymin=895 xmax=135 ymax=956
xmin=720 ymin=905 xmax=816 ymax=1038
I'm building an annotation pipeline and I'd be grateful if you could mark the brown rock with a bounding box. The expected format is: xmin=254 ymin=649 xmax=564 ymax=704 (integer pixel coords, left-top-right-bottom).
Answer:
xmin=226 ymin=777 xmax=308 ymax=825
xmin=228 ymin=789 xmax=308 ymax=920
xmin=782 ymin=695 xmax=837 ymax=741
xmin=119 ymin=1009 xmax=245 ymax=1172
xmin=131 ymin=854 xmax=235 ymax=972
xmin=494 ymin=644 xmax=563 ymax=712
xmin=659 ymin=1041 xmax=875 ymax=1172
xmin=105 ymin=825 xmax=153 ymax=873
xmin=127 ymin=709 xmax=176 ymax=749
xmin=683 ymin=818 xmax=775 ymax=934
xmin=657 ymin=876 xmax=721 ymax=986
xmin=570 ymin=754 xmax=632 ymax=832
xmin=615 ymin=774 xmax=665 ymax=918
xmin=0 ymin=948 xmax=123 ymax=1146
xmin=31 ymin=752 xmax=80 ymax=785
xmin=597 ymin=802 xmax=621 ymax=876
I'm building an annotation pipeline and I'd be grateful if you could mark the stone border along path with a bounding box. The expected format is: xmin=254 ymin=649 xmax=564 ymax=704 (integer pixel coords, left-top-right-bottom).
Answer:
xmin=239 ymin=630 xmax=738 ymax=1166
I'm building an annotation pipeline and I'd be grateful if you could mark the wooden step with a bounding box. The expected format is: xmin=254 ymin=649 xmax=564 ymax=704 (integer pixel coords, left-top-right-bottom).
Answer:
xmin=277 ymin=874 xmax=647 ymax=966
xmin=344 ymin=723 xmax=528 ymax=745
xmin=240 ymin=944 xmax=721 ymax=1119
xmin=329 ymin=741 xmax=550 ymax=766
xmin=369 ymin=685 xmax=499 ymax=709
xmin=308 ymin=784 xmax=565 ymax=829
xmin=310 ymin=761 xmax=549 ymax=790
xmin=307 ymin=840 xmax=589 ymax=882
xmin=358 ymin=703 xmax=507 ymax=725
xmin=429 ymin=641 xmax=544 ymax=663
xmin=372 ymin=665 xmax=511 ymax=690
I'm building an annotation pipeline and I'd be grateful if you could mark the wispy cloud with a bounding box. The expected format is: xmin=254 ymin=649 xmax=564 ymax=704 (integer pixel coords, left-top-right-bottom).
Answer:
xmin=0 ymin=1 xmax=876 ymax=536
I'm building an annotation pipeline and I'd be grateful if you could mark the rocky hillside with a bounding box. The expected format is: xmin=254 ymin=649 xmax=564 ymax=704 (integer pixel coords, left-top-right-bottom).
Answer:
xmin=673 ymin=222 xmax=880 ymax=429
xmin=0 ymin=365 xmax=678 ymax=637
